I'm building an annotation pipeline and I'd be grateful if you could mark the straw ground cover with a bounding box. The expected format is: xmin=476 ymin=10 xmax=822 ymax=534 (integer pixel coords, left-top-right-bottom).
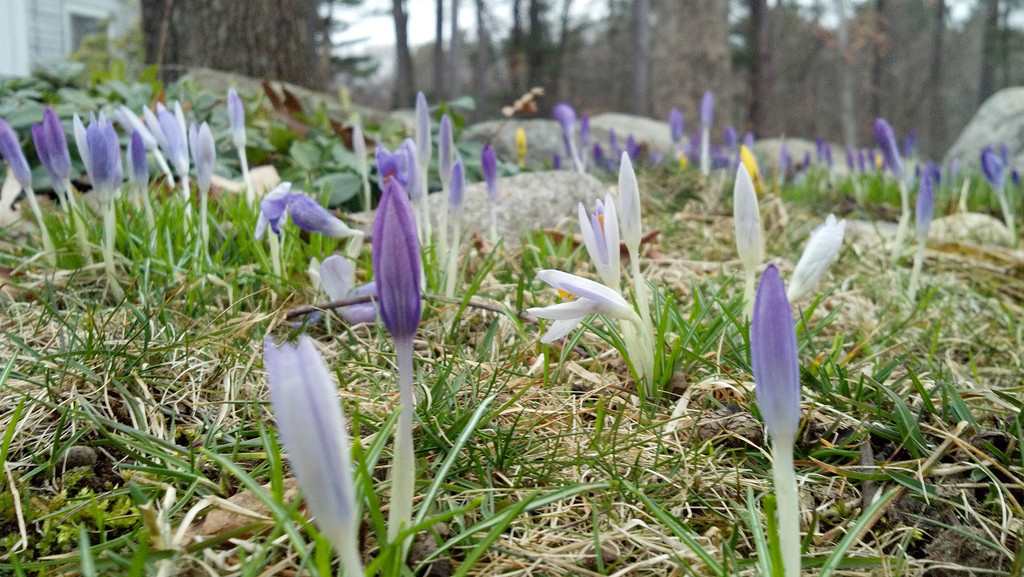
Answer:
xmin=1 ymin=145 xmax=1023 ymax=576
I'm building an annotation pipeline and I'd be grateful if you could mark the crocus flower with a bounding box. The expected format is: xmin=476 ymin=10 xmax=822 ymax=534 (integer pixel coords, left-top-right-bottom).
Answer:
xmin=553 ymin=103 xmax=584 ymax=172
xmin=318 ymin=255 xmax=378 ymax=324
xmin=552 ymin=153 xmax=562 ymax=170
xmin=443 ymin=157 xmax=466 ymax=297
xmin=227 ymin=88 xmax=246 ymax=150
xmin=580 ymin=114 xmax=591 ymax=150
xmin=786 ymin=214 xmax=846 ymax=302
xmin=376 ymin=143 xmax=412 ymax=187
xmin=700 ymin=91 xmax=714 ymax=175
xmin=127 ymin=131 xmax=154 ymax=233
xmin=903 ymin=128 xmax=917 ymax=159
xmin=527 ymin=270 xmax=639 ymax=343
xmin=515 ymin=127 xmax=527 ymax=169
xmin=256 ymin=182 xmax=292 ymax=239
xmin=750 ymin=263 xmax=802 ymax=577
xmin=743 ymin=132 xmax=755 ymax=149
xmin=981 ymin=146 xmax=1006 ymax=189
xmin=873 ymin=118 xmax=903 ymax=180
xmin=482 ymin=145 xmax=499 ymax=242
xmin=618 ymin=153 xmax=642 ymax=255
xmin=414 ymin=93 xmax=432 ymax=239
xmin=115 ymin=106 xmax=157 ymax=151
xmin=73 ymin=113 xmax=91 ymax=170
xmin=669 ymin=108 xmax=684 ymax=144
xmin=400 ymin=139 xmax=420 ymax=202
xmin=593 ymin=143 xmax=607 ymax=171
xmin=287 ymin=193 xmax=364 ymax=240
xmin=625 ymin=135 xmax=641 ymax=161
xmin=83 ymin=116 xmax=124 ymax=202
xmin=734 ymin=162 xmax=762 ymax=318
xmin=916 ymin=175 xmax=934 ymax=241
xmin=32 ymin=108 xmax=73 ymax=200
xmin=264 ymin=335 xmax=365 ymax=577
xmin=158 ymin=108 xmax=189 ymax=192
xmin=740 ymin=145 xmax=762 ymax=195
xmin=579 ymin=194 xmax=620 ymax=289
xmin=439 ymin=114 xmax=454 ymax=192
xmin=1 ymin=117 xmax=57 ymax=266
xmin=189 ymin=122 xmax=215 ymax=197
xmin=142 ymin=107 xmax=167 ymax=152
xmin=372 ymin=177 xmax=422 ymax=543
xmin=724 ymin=126 xmax=737 ymax=150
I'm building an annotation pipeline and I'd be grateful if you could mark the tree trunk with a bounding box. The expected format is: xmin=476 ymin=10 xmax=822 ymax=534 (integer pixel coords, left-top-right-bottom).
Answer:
xmin=869 ymin=0 xmax=886 ymax=121
xmin=978 ymin=0 xmax=999 ymax=106
xmin=525 ymin=0 xmax=548 ymax=90
xmin=434 ymin=0 xmax=446 ymax=97
xmin=448 ymin=0 xmax=462 ymax=98
xmin=835 ymin=0 xmax=855 ymax=148
xmin=392 ymin=0 xmax=415 ymax=107
xmin=928 ymin=0 xmax=945 ymax=157
xmin=748 ymin=0 xmax=773 ymax=135
xmin=140 ymin=0 xmax=325 ymax=89
xmin=629 ymin=0 xmax=651 ymax=115
xmin=473 ymin=0 xmax=489 ymax=119
xmin=509 ymin=0 xmax=524 ymax=94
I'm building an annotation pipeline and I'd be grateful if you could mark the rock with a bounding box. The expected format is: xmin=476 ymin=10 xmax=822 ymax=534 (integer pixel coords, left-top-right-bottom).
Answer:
xmin=929 ymin=212 xmax=1014 ymax=247
xmin=586 ymin=112 xmax=675 ymax=157
xmin=462 ymin=119 xmax=566 ymax=170
xmin=58 ymin=445 xmax=97 ymax=472
xmin=752 ymin=137 xmax=818 ymax=177
xmin=944 ymin=87 xmax=1024 ymax=170
xmin=356 ymin=171 xmax=609 ymax=247
xmin=426 ymin=170 xmax=608 ymax=247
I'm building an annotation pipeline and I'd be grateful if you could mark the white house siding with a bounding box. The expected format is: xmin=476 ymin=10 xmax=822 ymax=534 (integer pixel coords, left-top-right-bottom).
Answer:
xmin=0 ymin=0 xmax=137 ymax=77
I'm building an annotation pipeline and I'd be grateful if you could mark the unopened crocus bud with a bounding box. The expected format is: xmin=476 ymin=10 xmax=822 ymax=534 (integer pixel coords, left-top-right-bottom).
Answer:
xmin=415 ymin=92 xmax=431 ymax=169
xmin=128 ymin=131 xmax=149 ymax=186
xmin=0 ymin=118 xmax=31 ymax=189
xmin=439 ymin=114 xmax=454 ymax=190
xmin=916 ymin=174 xmax=935 ymax=240
xmin=981 ymin=146 xmax=1005 ymax=189
xmin=227 ymin=88 xmax=246 ymax=150
xmin=724 ymin=126 xmax=737 ymax=150
xmin=115 ymin=106 xmax=157 ymax=150
xmin=32 ymin=108 xmax=72 ymax=191
xmin=734 ymin=163 xmax=762 ymax=272
xmin=700 ymin=91 xmax=714 ymax=127
xmin=84 ymin=117 xmax=123 ymax=201
xmin=400 ymin=139 xmax=420 ymax=199
xmin=142 ymin=107 xmax=167 ymax=152
xmin=73 ymin=114 xmax=91 ymax=170
xmin=593 ymin=143 xmax=606 ymax=170
xmin=449 ymin=157 xmax=465 ymax=213
xmin=287 ymin=193 xmax=363 ymax=239
xmin=751 ymin=264 xmax=801 ymax=443
xmin=515 ymin=127 xmax=527 ymax=167
xmin=617 ymin=152 xmax=642 ymax=251
xmin=552 ymin=153 xmax=562 ymax=170
xmin=743 ymin=132 xmax=755 ymax=149
xmin=740 ymin=145 xmax=762 ymax=196
xmin=552 ymin=103 xmax=576 ymax=143
xmin=626 ymin=135 xmax=641 ymax=160
xmin=481 ymin=145 xmax=498 ymax=201
xmin=263 ymin=335 xmax=363 ymax=576
xmin=373 ymin=178 xmax=422 ymax=342
xmin=873 ymin=118 xmax=903 ymax=180
xmin=320 ymin=255 xmax=378 ymax=324
xmin=190 ymin=122 xmax=215 ymax=194
xmin=786 ymin=214 xmax=846 ymax=302
xmin=172 ymin=101 xmax=187 ymax=146
xmin=669 ymin=108 xmax=684 ymax=144
xmin=158 ymin=109 xmax=189 ymax=180
xmin=903 ymin=128 xmax=917 ymax=159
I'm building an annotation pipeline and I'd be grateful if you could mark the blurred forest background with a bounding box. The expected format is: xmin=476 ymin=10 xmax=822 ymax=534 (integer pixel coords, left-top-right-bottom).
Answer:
xmin=134 ymin=0 xmax=1023 ymax=159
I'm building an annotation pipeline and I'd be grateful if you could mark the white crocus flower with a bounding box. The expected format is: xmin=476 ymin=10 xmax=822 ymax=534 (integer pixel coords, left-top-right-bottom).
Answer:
xmin=528 ymin=270 xmax=639 ymax=343
xmin=786 ymin=214 xmax=846 ymax=302
xmin=734 ymin=163 xmax=763 ymax=318
xmin=579 ymin=194 xmax=621 ymax=290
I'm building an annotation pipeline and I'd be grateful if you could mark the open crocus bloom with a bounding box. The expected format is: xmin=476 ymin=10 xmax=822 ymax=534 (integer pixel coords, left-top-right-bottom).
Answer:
xmin=578 ymin=194 xmax=620 ymax=289
xmin=528 ymin=270 xmax=638 ymax=343
xmin=318 ymin=254 xmax=378 ymax=325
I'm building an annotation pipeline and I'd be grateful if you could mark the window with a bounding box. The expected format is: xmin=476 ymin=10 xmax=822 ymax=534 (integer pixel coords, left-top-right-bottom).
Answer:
xmin=70 ymin=13 xmax=102 ymax=51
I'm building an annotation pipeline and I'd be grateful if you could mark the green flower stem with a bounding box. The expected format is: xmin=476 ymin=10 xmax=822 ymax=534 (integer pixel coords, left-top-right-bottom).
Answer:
xmin=388 ymin=336 xmax=416 ymax=550
xmin=238 ymin=149 xmax=255 ymax=207
xmin=743 ymin=265 xmax=756 ymax=320
xmin=444 ymin=219 xmax=461 ymax=298
xmin=419 ymin=171 xmax=432 ymax=244
xmin=101 ymin=200 xmax=124 ymax=300
xmin=907 ymin=235 xmax=926 ymax=302
xmin=22 ymin=186 xmax=56 ymax=267
xmin=891 ymin=180 xmax=910 ymax=264
xmin=771 ymin=439 xmax=801 ymax=577
xmin=63 ymin=180 xmax=94 ymax=265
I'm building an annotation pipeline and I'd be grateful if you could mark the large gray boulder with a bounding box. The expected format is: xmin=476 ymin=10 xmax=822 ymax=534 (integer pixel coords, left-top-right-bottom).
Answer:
xmin=586 ymin=113 xmax=675 ymax=157
xmin=944 ymin=87 xmax=1024 ymax=170
xmin=355 ymin=171 xmax=609 ymax=247
xmin=752 ymin=137 xmax=817 ymax=177
xmin=462 ymin=119 xmax=565 ymax=170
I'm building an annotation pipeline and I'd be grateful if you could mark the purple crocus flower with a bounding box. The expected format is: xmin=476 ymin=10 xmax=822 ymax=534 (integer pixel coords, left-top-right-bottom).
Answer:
xmin=924 ymin=161 xmax=941 ymax=188
xmin=158 ymin=108 xmax=189 ymax=183
xmin=916 ymin=170 xmax=935 ymax=239
xmin=84 ymin=116 xmax=123 ymax=201
xmin=415 ymin=92 xmax=431 ymax=171
xmin=256 ymin=183 xmax=291 ymax=239
xmin=700 ymin=91 xmax=714 ymax=127
xmin=845 ymin=147 xmax=855 ymax=172
xmin=373 ymin=178 xmax=422 ymax=341
xmin=189 ymin=122 xmax=215 ymax=194
xmin=399 ymin=138 xmax=420 ymax=200
xmin=376 ymin=143 xmax=412 ymax=187
xmin=1013 ymin=170 xmax=1020 ymax=188
xmin=128 ymin=131 xmax=149 ymax=186
xmin=227 ymin=88 xmax=246 ymax=150
xmin=287 ymin=193 xmax=362 ymax=238
xmin=593 ymin=143 xmax=606 ymax=170
xmin=724 ymin=126 xmax=737 ymax=150
xmin=449 ymin=157 xmax=465 ymax=212
xmin=31 ymin=108 xmax=73 ymax=194
xmin=857 ymin=149 xmax=866 ymax=173
xmin=552 ymin=103 xmax=577 ymax=144
xmin=580 ymin=114 xmax=590 ymax=149
xmin=481 ymin=145 xmax=498 ymax=201
xmin=743 ymin=132 xmax=755 ymax=149
xmin=903 ymin=128 xmax=918 ymax=159
xmin=669 ymin=108 xmax=684 ymax=144
xmin=626 ymin=135 xmax=641 ymax=160
xmin=750 ymin=264 xmax=801 ymax=443
xmin=873 ymin=118 xmax=903 ymax=180
xmin=609 ymin=129 xmax=622 ymax=158
xmin=439 ymin=114 xmax=454 ymax=190
xmin=552 ymin=153 xmax=562 ymax=170
xmin=981 ymin=146 xmax=1006 ymax=189
xmin=0 ymin=118 xmax=32 ymax=190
